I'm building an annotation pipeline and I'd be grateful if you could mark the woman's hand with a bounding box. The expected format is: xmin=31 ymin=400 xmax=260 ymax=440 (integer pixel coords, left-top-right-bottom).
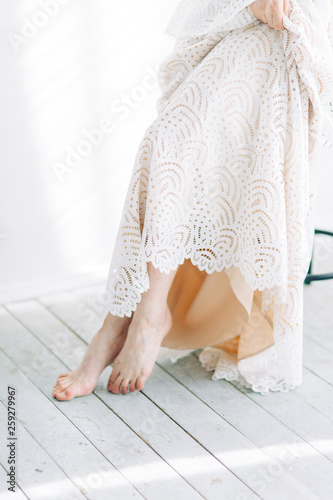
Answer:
xmin=249 ymin=0 xmax=289 ymax=30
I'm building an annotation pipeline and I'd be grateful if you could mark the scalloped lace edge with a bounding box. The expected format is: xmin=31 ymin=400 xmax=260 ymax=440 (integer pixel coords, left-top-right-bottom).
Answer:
xmin=158 ymin=346 xmax=302 ymax=394
xmin=104 ymin=246 xmax=300 ymax=319
xmin=198 ymin=347 xmax=302 ymax=394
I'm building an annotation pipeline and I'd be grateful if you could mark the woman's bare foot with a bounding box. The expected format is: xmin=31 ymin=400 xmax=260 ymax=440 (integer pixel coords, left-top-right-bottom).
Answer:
xmin=107 ymin=303 xmax=172 ymax=394
xmin=53 ymin=312 xmax=132 ymax=401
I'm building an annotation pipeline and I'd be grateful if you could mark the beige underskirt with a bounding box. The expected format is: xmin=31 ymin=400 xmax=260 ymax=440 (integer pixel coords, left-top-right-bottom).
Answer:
xmin=163 ymin=259 xmax=275 ymax=361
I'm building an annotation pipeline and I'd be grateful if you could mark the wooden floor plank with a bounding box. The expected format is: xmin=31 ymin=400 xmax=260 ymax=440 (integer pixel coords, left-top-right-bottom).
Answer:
xmin=3 ymin=302 xmax=250 ymax=500
xmin=225 ymin=369 xmax=333 ymax=464
xmin=303 ymin=336 xmax=333 ymax=386
xmin=38 ymin=288 xmax=105 ymax=345
xmin=0 ymin=401 xmax=86 ymax=500
xmin=303 ymin=280 xmax=333 ymax=353
xmin=0 ymin=346 xmax=143 ymax=500
xmin=38 ymin=285 xmax=333 ymax=499
xmin=37 ymin=292 xmax=298 ymax=494
xmin=292 ymin=368 xmax=333 ymax=421
xmin=158 ymin=352 xmax=333 ymax=500
xmin=3 ymin=276 xmax=331 ymax=500
xmin=16 ymin=300 xmax=317 ymax=500
xmin=0 ymin=310 xmax=156 ymax=500
xmin=143 ymin=363 xmax=324 ymax=500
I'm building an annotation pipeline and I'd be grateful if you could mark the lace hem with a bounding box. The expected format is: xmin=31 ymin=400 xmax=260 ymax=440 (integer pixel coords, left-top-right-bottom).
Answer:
xmin=198 ymin=347 xmax=303 ymax=394
xmin=158 ymin=346 xmax=303 ymax=395
xmin=104 ymin=244 xmax=293 ymax=319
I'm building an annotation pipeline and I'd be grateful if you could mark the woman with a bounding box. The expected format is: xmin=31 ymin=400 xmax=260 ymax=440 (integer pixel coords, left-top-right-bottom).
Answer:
xmin=53 ymin=0 xmax=333 ymax=400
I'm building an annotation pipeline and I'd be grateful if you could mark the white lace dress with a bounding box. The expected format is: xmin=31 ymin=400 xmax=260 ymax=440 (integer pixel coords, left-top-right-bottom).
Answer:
xmin=103 ymin=0 xmax=333 ymax=394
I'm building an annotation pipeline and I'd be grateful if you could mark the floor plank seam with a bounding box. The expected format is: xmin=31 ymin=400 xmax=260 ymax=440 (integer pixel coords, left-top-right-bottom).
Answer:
xmin=140 ymin=369 xmax=265 ymax=500
xmin=0 ymin=397 xmax=91 ymax=500
xmin=4 ymin=304 xmax=91 ymax=378
xmin=303 ymin=365 xmax=333 ymax=389
xmin=224 ymin=379 xmax=333 ymax=466
xmin=90 ymin=392 xmax=206 ymax=499
xmin=0 ymin=333 xmax=204 ymax=499
xmin=36 ymin=298 xmax=95 ymax=344
xmin=0 ymin=347 xmax=146 ymax=499
xmin=2 ymin=304 xmax=218 ymax=497
xmin=304 ymin=335 xmax=333 ymax=356
xmin=156 ymin=357 xmax=333 ymax=468
xmin=302 ymin=365 xmax=333 ymax=390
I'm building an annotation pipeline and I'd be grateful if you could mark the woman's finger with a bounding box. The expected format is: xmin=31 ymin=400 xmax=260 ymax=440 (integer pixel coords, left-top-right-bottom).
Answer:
xmin=269 ymin=13 xmax=275 ymax=29
xmin=283 ymin=0 xmax=290 ymax=16
xmin=250 ymin=0 xmax=285 ymax=30
xmin=273 ymin=2 xmax=284 ymax=30
xmin=261 ymin=13 xmax=268 ymax=25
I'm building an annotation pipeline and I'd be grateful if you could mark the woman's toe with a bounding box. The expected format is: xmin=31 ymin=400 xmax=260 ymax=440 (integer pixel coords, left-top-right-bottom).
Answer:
xmin=108 ymin=362 xmax=121 ymax=390
xmin=120 ymin=379 xmax=130 ymax=394
xmin=136 ymin=375 xmax=146 ymax=391
xmin=129 ymin=380 xmax=136 ymax=392
xmin=54 ymin=386 xmax=75 ymax=401
xmin=58 ymin=379 xmax=68 ymax=391
xmin=110 ymin=373 xmax=123 ymax=393
xmin=107 ymin=373 xmax=117 ymax=391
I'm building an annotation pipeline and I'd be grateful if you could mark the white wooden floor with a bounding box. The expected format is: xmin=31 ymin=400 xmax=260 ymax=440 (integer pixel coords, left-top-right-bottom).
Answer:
xmin=1 ymin=277 xmax=333 ymax=500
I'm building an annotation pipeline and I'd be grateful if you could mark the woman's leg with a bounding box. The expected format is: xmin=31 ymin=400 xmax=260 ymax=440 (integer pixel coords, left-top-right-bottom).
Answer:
xmin=107 ymin=261 xmax=178 ymax=394
xmin=53 ymin=261 xmax=178 ymax=400
xmin=53 ymin=312 xmax=132 ymax=401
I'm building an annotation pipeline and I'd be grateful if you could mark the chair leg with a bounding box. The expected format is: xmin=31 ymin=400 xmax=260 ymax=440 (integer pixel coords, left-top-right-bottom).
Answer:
xmin=304 ymin=256 xmax=313 ymax=285
xmin=304 ymin=229 xmax=333 ymax=284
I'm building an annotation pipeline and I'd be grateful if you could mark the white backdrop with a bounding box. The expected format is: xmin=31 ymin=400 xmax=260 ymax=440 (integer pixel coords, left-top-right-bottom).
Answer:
xmin=1 ymin=0 xmax=332 ymax=303
xmin=0 ymin=0 xmax=179 ymax=302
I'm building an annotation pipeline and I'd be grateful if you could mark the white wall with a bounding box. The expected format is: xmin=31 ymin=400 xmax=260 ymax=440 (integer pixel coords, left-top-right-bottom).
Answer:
xmin=0 ymin=0 xmax=179 ymax=303
xmin=1 ymin=0 xmax=332 ymax=303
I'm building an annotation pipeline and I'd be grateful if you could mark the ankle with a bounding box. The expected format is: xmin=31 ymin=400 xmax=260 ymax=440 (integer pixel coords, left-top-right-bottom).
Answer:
xmin=103 ymin=312 xmax=131 ymax=329
xmin=135 ymin=301 xmax=170 ymax=325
